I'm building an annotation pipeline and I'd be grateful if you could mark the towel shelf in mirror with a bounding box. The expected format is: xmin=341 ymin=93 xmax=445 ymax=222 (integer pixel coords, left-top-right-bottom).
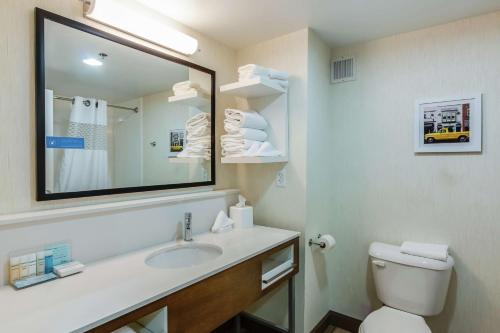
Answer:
xmin=168 ymin=91 xmax=210 ymax=108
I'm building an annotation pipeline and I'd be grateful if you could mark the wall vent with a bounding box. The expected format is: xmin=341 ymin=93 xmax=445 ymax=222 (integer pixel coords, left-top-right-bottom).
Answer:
xmin=331 ymin=56 xmax=355 ymax=83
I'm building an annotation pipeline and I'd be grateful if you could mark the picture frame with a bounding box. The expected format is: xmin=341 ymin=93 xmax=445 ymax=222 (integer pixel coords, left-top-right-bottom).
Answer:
xmin=414 ymin=94 xmax=482 ymax=153
xmin=168 ymin=129 xmax=186 ymax=157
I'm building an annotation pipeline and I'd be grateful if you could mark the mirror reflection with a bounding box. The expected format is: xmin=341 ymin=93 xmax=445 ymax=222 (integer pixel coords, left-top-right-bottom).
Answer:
xmin=42 ymin=19 xmax=213 ymax=195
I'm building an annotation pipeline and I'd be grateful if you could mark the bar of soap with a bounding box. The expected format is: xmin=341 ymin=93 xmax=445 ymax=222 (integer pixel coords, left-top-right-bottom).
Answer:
xmin=53 ymin=261 xmax=85 ymax=278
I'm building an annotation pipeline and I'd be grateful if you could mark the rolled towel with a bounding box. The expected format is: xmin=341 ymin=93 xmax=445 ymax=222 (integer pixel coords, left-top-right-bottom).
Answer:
xmin=400 ymin=241 xmax=449 ymax=262
xmin=224 ymin=109 xmax=267 ymax=130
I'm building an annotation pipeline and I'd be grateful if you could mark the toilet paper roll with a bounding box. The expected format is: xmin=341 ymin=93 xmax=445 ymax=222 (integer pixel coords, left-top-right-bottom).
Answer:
xmin=319 ymin=234 xmax=336 ymax=253
xmin=230 ymin=206 xmax=253 ymax=229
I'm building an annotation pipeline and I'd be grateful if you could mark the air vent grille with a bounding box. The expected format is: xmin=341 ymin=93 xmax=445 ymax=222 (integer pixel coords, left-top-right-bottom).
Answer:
xmin=331 ymin=57 xmax=355 ymax=83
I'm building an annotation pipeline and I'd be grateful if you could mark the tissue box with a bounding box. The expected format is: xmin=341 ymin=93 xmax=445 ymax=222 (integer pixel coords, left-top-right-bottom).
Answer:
xmin=230 ymin=206 xmax=253 ymax=229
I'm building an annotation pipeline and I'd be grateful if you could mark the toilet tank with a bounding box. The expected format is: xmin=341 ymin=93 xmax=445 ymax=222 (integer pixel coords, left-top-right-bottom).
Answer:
xmin=369 ymin=242 xmax=454 ymax=316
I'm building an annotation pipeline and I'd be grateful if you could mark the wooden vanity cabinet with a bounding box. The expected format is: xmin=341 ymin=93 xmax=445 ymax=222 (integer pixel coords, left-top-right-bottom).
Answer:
xmin=89 ymin=237 xmax=299 ymax=333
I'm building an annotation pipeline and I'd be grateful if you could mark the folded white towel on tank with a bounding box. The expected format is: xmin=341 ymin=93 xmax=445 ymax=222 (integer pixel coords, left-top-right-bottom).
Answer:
xmin=224 ymin=109 xmax=268 ymax=131
xmin=400 ymin=241 xmax=449 ymax=262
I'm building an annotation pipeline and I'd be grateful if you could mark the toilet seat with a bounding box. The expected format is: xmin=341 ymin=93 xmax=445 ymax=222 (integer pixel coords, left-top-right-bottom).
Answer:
xmin=359 ymin=306 xmax=431 ymax=333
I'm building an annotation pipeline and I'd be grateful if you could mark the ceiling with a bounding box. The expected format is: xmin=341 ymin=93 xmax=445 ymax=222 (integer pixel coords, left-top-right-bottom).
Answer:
xmin=137 ymin=0 xmax=500 ymax=49
xmin=44 ymin=19 xmax=189 ymax=104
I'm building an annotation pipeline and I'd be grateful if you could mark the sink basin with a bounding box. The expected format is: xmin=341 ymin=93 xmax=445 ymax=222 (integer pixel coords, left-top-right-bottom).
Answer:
xmin=145 ymin=243 xmax=223 ymax=269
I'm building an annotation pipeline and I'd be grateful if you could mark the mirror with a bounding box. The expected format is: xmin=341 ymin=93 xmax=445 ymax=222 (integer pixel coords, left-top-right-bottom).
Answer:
xmin=35 ymin=9 xmax=215 ymax=200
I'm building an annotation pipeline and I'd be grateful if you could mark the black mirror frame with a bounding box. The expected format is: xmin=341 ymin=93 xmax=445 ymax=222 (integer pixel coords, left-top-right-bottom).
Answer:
xmin=35 ymin=8 xmax=216 ymax=201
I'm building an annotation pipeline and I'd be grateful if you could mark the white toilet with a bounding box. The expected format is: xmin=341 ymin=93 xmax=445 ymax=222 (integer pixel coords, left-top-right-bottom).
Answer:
xmin=359 ymin=242 xmax=454 ymax=333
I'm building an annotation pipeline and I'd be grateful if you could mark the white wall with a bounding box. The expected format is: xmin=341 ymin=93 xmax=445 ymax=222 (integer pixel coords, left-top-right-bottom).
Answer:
xmin=328 ymin=11 xmax=500 ymax=333
xmin=0 ymin=0 xmax=237 ymax=214
xmin=112 ymin=99 xmax=143 ymax=188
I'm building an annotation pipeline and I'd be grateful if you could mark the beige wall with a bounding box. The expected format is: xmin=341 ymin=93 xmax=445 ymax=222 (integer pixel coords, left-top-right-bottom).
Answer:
xmin=0 ymin=0 xmax=237 ymax=214
xmin=304 ymin=29 xmax=333 ymax=331
xmin=328 ymin=11 xmax=500 ymax=332
xmin=235 ymin=29 xmax=309 ymax=332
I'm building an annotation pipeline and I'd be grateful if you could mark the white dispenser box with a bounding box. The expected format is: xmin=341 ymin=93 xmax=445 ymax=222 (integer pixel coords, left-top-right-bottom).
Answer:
xmin=230 ymin=195 xmax=253 ymax=229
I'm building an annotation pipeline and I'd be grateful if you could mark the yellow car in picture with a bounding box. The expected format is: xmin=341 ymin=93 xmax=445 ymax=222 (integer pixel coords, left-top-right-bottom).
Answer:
xmin=424 ymin=128 xmax=470 ymax=143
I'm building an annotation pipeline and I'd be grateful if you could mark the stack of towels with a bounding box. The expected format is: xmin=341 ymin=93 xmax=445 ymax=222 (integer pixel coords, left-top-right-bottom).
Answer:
xmin=178 ymin=112 xmax=211 ymax=160
xmin=238 ymin=64 xmax=289 ymax=89
xmin=400 ymin=241 xmax=449 ymax=262
xmin=221 ymin=109 xmax=281 ymax=157
xmin=172 ymin=81 xmax=200 ymax=97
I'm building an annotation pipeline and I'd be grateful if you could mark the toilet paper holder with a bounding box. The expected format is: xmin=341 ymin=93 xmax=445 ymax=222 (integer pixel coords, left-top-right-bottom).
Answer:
xmin=308 ymin=234 xmax=326 ymax=249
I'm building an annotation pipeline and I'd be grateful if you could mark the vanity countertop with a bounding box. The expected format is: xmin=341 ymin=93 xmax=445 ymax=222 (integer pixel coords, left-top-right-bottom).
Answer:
xmin=0 ymin=226 xmax=299 ymax=333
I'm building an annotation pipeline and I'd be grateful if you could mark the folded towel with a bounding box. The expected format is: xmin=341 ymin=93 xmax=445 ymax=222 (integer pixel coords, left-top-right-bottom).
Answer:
xmin=173 ymin=81 xmax=199 ymax=92
xmin=186 ymin=113 xmax=210 ymax=131
xmin=178 ymin=149 xmax=211 ymax=160
xmin=222 ymin=128 xmax=267 ymax=142
xmin=221 ymin=140 xmax=263 ymax=157
xmin=211 ymin=210 xmax=234 ymax=233
xmin=224 ymin=109 xmax=267 ymax=131
xmin=238 ymin=64 xmax=289 ymax=81
xmin=255 ymin=141 xmax=281 ymax=156
xmin=401 ymin=241 xmax=449 ymax=262
xmin=221 ymin=138 xmax=259 ymax=150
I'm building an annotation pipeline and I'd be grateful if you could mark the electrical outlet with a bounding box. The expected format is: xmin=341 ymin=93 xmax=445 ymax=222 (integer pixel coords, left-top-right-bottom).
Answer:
xmin=276 ymin=168 xmax=287 ymax=188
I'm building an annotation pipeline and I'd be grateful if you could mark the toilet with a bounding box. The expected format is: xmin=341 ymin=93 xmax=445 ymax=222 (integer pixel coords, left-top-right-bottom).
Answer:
xmin=359 ymin=242 xmax=454 ymax=333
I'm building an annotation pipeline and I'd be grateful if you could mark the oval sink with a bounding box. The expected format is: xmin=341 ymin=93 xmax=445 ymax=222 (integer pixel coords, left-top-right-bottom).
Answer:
xmin=145 ymin=243 xmax=223 ymax=269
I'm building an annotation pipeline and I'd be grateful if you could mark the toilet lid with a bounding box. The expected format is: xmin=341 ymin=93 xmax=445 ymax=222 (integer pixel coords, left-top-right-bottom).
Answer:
xmin=359 ymin=307 xmax=431 ymax=333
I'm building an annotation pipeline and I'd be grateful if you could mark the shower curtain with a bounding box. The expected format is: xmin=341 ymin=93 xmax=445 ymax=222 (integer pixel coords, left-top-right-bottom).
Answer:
xmin=58 ymin=96 xmax=110 ymax=192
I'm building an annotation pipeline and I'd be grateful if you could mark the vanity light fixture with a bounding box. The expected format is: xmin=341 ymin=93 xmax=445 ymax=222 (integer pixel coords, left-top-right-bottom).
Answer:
xmin=84 ymin=0 xmax=199 ymax=55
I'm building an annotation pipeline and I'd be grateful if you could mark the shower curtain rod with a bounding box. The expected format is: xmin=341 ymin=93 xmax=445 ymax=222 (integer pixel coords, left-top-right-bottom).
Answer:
xmin=54 ymin=95 xmax=139 ymax=113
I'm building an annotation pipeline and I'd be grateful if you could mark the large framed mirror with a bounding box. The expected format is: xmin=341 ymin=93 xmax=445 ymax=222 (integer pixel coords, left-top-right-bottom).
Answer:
xmin=35 ymin=9 xmax=215 ymax=201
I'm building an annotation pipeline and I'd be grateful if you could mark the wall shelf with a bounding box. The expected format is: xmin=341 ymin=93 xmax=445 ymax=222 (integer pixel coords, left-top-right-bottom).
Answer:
xmin=220 ymin=76 xmax=289 ymax=164
xmin=168 ymin=91 xmax=209 ymax=108
xmin=220 ymin=77 xmax=286 ymax=98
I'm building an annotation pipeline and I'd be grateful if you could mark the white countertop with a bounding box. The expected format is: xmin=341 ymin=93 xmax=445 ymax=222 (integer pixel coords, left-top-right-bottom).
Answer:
xmin=0 ymin=226 xmax=299 ymax=333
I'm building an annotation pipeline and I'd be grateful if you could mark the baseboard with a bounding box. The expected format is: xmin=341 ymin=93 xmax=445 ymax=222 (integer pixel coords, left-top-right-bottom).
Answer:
xmin=310 ymin=310 xmax=363 ymax=333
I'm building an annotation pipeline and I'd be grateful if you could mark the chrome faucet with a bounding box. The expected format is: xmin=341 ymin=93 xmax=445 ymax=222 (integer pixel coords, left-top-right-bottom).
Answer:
xmin=184 ymin=212 xmax=193 ymax=241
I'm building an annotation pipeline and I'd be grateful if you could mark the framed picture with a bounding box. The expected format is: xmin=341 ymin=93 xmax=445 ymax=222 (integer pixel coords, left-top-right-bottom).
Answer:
xmin=414 ymin=94 xmax=482 ymax=153
xmin=168 ymin=129 xmax=186 ymax=157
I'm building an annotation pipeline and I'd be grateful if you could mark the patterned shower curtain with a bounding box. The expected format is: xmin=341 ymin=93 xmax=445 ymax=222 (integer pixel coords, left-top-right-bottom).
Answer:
xmin=58 ymin=96 xmax=110 ymax=192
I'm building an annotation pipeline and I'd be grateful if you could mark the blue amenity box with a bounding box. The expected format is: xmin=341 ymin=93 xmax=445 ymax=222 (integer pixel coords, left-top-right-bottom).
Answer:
xmin=46 ymin=136 xmax=84 ymax=149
